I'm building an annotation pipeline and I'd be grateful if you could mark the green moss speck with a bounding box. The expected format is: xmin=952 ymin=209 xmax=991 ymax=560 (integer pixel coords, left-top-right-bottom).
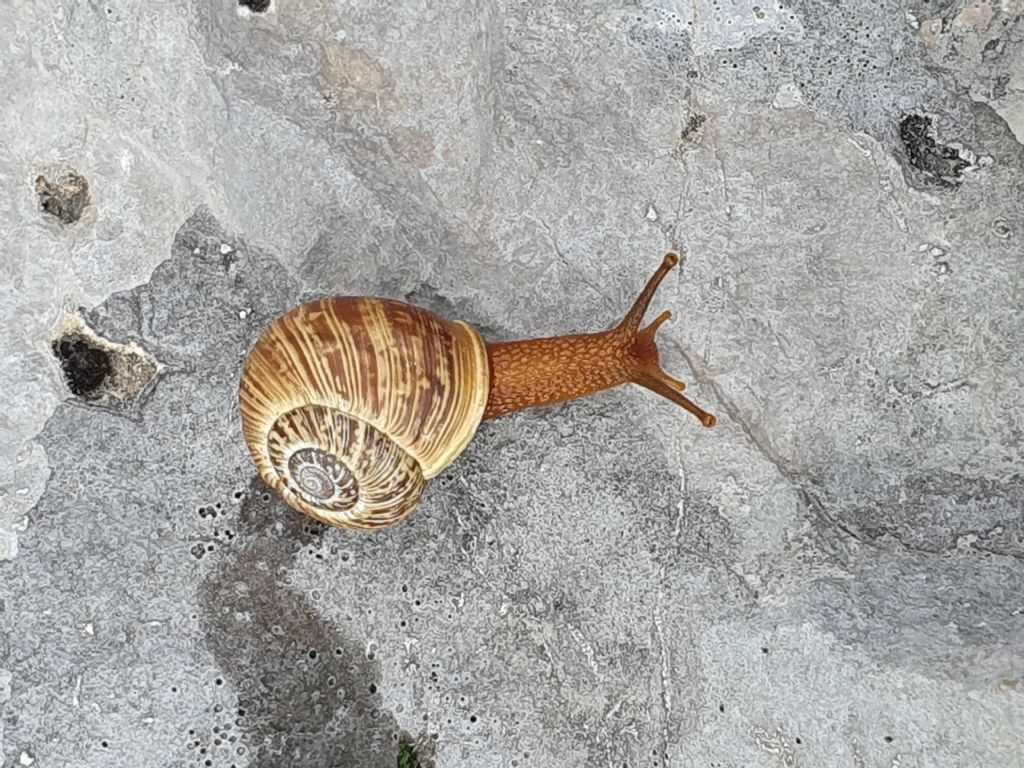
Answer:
xmin=397 ymin=739 xmax=420 ymax=768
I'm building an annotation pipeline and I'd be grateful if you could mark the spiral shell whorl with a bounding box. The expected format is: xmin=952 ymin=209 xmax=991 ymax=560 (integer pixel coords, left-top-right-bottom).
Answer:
xmin=266 ymin=405 xmax=425 ymax=528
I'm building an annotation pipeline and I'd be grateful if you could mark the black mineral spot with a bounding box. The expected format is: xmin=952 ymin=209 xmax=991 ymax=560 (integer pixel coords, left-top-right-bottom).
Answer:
xmin=52 ymin=336 xmax=113 ymax=397
xmin=35 ymin=170 xmax=90 ymax=224
xmin=679 ymin=112 xmax=704 ymax=138
xmin=898 ymin=114 xmax=972 ymax=187
xmin=239 ymin=0 xmax=271 ymax=11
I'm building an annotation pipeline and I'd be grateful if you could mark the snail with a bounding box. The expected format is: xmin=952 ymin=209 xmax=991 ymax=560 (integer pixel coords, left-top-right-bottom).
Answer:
xmin=239 ymin=253 xmax=715 ymax=530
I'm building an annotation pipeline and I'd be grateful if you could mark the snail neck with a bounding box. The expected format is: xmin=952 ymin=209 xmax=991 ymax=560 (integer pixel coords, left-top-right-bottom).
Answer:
xmin=483 ymin=329 xmax=631 ymax=420
xmin=481 ymin=254 xmax=715 ymax=427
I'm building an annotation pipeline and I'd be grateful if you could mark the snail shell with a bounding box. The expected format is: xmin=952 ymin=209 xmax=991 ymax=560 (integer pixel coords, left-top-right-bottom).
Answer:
xmin=239 ymin=297 xmax=489 ymax=530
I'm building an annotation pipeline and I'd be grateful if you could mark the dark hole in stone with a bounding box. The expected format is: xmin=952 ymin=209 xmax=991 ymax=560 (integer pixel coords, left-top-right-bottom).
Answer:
xmin=898 ymin=114 xmax=971 ymax=187
xmin=35 ymin=170 xmax=90 ymax=224
xmin=52 ymin=336 xmax=113 ymax=396
xmin=239 ymin=0 xmax=271 ymax=11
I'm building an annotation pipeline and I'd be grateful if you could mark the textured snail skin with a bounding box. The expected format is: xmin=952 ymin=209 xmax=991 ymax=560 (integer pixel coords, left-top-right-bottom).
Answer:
xmin=483 ymin=253 xmax=716 ymax=427
xmin=240 ymin=253 xmax=714 ymax=530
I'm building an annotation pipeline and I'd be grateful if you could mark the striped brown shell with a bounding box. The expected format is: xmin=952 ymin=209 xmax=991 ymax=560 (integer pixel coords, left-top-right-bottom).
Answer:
xmin=239 ymin=297 xmax=490 ymax=530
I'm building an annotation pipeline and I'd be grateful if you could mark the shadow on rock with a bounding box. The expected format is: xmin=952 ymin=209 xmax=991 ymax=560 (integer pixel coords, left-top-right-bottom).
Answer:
xmin=199 ymin=480 xmax=405 ymax=768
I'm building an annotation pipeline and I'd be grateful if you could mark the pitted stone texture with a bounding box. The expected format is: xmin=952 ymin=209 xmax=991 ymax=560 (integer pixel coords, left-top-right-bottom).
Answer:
xmin=2 ymin=1 xmax=1024 ymax=767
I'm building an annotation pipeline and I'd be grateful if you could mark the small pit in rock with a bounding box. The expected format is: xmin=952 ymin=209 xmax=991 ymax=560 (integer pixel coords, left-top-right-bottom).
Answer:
xmin=35 ymin=170 xmax=90 ymax=224
xmin=52 ymin=337 xmax=112 ymax=396
xmin=680 ymin=112 xmax=707 ymax=142
xmin=51 ymin=320 xmax=160 ymax=416
xmin=239 ymin=0 xmax=271 ymax=12
xmin=898 ymin=114 xmax=973 ymax=188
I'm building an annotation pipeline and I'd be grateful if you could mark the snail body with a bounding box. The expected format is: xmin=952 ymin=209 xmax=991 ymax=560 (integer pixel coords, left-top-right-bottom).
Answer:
xmin=239 ymin=254 xmax=715 ymax=530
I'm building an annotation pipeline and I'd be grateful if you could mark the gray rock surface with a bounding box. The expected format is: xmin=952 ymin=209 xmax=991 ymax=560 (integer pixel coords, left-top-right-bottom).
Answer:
xmin=2 ymin=1 xmax=1022 ymax=766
